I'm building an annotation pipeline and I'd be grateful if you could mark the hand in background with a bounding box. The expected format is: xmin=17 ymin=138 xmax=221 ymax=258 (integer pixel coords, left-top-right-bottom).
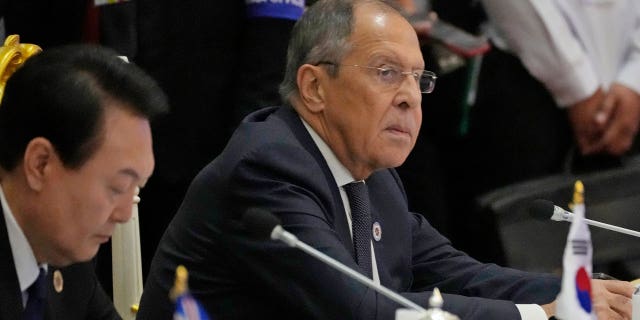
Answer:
xmin=596 ymin=83 xmax=640 ymax=156
xmin=568 ymin=88 xmax=606 ymax=155
xmin=590 ymin=279 xmax=634 ymax=319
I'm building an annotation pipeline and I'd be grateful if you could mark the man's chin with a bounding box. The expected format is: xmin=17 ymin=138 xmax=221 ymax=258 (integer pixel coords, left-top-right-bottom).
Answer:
xmin=53 ymin=246 xmax=101 ymax=267
xmin=383 ymin=152 xmax=411 ymax=169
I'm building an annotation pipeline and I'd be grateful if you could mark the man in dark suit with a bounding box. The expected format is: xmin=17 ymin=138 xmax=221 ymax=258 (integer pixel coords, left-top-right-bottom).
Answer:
xmin=0 ymin=44 xmax=167 ymax=319
xmin=138 ymin=0 xmax=634 ymax=319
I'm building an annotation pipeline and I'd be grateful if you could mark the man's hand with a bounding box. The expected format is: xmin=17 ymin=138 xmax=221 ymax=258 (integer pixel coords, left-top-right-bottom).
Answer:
xmin=567 ymin=88 xmax=606 ymax=155
xmin=541 ymin=301 xmax=556 ymax=318
xmin=541 ymin=280 xmax=634 ymax=319
xmin=590 ymin=279 xmax=635 ymax=319
xmin=596 ymin=83 xmax=640 ymax=156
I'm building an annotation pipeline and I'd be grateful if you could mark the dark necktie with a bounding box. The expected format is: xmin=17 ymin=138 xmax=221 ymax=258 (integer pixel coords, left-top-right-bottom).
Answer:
xmin=344 ymin=181 xmax=373 ymax=278
xmin=23 ymin=268 xmax=47 ymax=320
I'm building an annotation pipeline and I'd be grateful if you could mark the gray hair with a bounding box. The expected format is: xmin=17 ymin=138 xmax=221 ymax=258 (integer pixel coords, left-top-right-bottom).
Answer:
xmin=279 ymin=0 xmax=402 ymax=106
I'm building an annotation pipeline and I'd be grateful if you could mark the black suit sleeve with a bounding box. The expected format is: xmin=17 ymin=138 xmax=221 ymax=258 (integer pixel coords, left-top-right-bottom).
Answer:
xmin=84 ymin=273 xmax=120 ymax=320
xmin=406 ymin=212 xmax=559 ymax=318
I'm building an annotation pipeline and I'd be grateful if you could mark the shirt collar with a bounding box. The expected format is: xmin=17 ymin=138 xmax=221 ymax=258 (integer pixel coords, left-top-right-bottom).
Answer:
xmin=0 ymin=184 xmax=46 ymax=293
xmin=301 ymin=118 xmax=356 ymax=187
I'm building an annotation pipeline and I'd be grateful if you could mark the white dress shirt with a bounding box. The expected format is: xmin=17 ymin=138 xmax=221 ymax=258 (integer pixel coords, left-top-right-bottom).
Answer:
xmin=482 ymin=0 xmax=640 ymax=107
xmin=0 ymin=184 xmax=47 ymax=307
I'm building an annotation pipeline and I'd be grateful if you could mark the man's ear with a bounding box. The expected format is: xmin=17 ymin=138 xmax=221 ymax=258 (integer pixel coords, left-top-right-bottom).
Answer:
xmin=23 ymin=137 xmax=56 ymax=191
xmin=297 ymin=64 xmax=327 ymax=113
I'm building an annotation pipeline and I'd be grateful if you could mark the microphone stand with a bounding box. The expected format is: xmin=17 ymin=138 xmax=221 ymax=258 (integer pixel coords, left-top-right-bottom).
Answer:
xmin=271 ymin=225 xmax=428 ymax=314
xmin=552 ymin=207 xmax=640 ymax=238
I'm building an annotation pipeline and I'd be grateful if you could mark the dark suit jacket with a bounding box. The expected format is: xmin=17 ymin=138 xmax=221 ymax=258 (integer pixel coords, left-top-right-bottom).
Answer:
xmin=138 ymin=106 xmax=560 ymax=319
xmin=0 ymin=206 xmax=120 ymax=320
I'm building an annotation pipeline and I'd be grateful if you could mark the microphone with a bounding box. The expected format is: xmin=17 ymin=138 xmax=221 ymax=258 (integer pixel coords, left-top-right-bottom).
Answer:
xmin=529 ymin=199 xmax=640 ymax=238
xmin=242 ymin=208 xmax=428 ymax=315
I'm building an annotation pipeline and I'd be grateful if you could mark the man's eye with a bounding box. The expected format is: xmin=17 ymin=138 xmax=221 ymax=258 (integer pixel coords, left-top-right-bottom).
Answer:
xmin=378 ymin=68 xmax=397 ymax=81
xmin=110 ymin=187 xmax=125 ymax=195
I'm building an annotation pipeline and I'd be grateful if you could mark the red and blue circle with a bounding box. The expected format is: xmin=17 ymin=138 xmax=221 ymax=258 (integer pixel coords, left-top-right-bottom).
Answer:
xmin=575 ymin=267 xmax=592 ymax=313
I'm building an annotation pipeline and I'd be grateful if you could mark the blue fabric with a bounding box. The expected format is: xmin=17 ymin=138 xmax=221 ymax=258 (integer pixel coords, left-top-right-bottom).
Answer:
xmin=246 ymin=0 xmax=305 ymax=20
xmin=23 ymin=268 xmax=47 ymax=320
xmin=174 ymin=293 xmax=211 ymax=320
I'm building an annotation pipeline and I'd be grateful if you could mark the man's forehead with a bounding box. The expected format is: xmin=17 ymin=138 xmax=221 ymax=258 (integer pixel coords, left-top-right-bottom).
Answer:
xmin=353 ymin=1 xmax=399 ymax=22
xmin=347 ymin=5 xmax=421 ymax=63
xmin=351 ymin=3 xmax=411 ymax=38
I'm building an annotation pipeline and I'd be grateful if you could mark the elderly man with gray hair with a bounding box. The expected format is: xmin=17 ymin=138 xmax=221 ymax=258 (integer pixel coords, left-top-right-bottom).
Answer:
xmin=138 ymin=1 xmax=635 ymax=319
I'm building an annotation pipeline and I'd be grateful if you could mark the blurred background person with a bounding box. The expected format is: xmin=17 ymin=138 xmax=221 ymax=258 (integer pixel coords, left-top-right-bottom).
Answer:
xmin=457 ymin=0 xmax=640 ymax=265
xmin=398 ymin=0 xmax=640 ymax=272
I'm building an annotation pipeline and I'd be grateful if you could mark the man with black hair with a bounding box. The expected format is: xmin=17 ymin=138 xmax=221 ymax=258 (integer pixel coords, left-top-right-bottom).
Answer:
xmin=0 ymin=44 xmax=167 ymax=319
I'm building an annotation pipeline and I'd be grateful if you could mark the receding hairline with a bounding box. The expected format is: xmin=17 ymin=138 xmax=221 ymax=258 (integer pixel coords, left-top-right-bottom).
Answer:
xmin=343 ymin=0 xmax=413 ymax=55
xmin=353 ymin=0 xmax=405 ymax=20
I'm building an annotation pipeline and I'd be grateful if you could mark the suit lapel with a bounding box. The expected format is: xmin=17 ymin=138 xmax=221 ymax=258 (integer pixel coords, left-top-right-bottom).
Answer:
xmin=0 ymin=206 xmax=26 ymax=319
xmin=275 ymin=107 xmax=354 ymax=257
xmin=366 ymin=181 xmax=390 ymax=286
xmin=367 ymin=169 xmax=413 ymax=290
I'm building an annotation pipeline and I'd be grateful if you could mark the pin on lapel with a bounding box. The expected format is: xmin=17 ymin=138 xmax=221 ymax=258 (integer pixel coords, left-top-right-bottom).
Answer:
xmin=53 ymin=270 xmax=63 ymax=293
xmin=372 ymin=221 xmax=382 ymax=241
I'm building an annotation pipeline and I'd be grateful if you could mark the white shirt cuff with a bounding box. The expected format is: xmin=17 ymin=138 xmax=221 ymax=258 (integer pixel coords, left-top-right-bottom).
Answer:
xmin=616 ymin=58 xmax=640 ymax=95
xmin=516 ymin=304 xmax=548 ymax=320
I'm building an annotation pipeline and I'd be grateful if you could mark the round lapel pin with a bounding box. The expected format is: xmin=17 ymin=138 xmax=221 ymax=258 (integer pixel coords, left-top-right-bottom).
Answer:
xmin=53 ymin=270 xmax=64 ymax=293
xmin=372 ymin=221 xmax=382 ymax=241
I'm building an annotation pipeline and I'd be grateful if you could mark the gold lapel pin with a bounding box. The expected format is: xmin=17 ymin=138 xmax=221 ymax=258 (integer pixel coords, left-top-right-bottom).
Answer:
xmin=53 ymin=270 xmax=63 ymax=293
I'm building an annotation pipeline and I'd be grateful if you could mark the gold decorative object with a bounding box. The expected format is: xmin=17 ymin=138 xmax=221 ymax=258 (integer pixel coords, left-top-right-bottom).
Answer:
xmin=170 ymin=265 xmax=189 ymax=301
xmin=423 ymin=288 xmax=460 ymax=320
xmin=53 ymin=270 xmax=64 ymax=293
xmin=568 ymin=180 xmax=585 ymax=211
xmin=0 ymin=35 xmax=42 ymax=104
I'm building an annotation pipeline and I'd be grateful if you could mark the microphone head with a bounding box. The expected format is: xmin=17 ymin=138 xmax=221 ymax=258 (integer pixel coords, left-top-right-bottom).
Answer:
xmin=242 ymin=207 xmax=281 ymax=240
xmin=528 ymin=199 xmax=555 ymax=221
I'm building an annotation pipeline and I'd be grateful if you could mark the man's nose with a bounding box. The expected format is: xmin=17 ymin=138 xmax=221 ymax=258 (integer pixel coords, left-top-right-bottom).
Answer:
xmin=111 ymin=191 xmax=138 ymax=223
xmin=395 ymin=74 xmax=422 ymax=109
